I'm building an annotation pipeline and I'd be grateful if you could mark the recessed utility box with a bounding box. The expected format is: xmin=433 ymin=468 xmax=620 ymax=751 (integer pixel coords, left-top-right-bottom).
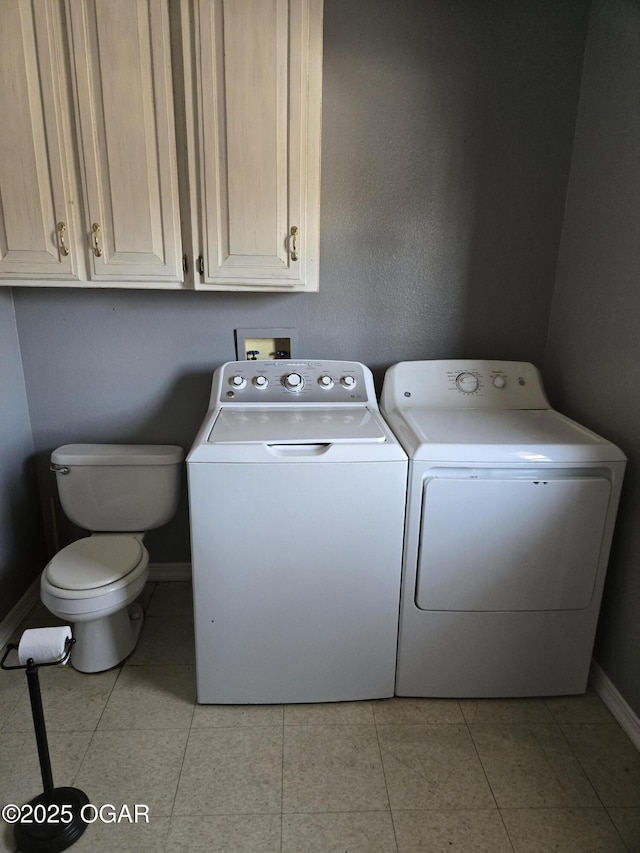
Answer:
xmin=235 ymin=328 xmax=298 ymax=360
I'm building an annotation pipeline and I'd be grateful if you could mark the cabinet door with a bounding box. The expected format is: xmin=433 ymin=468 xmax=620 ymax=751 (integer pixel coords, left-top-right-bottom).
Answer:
xmin=68 ymin=0 xmax=182 ymax=283
xmin=0 ymin=0 xmax=81 ymax=280
xmin=194 ymin=0 xmax=323 ymax=291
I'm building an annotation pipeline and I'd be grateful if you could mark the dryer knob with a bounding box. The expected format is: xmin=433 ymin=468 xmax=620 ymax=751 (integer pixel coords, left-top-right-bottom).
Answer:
xmin=318 ymin=375 xmax=334 ymax=389
xmin=284 ymin=372 xmax=304 ymax=391
xmin=341 ymin=375 xmax=356 ymax=389
xmin=230 ymin=375 xmax=247 ymax=390
xmin=253 ymin=375 xmax=269 ymax=389
xmin=455 ymin=372 xmax=479 ymax=394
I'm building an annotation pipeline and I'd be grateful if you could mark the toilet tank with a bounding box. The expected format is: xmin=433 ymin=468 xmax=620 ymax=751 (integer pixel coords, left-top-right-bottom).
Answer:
xmin=51 ymin=444 xmax=184 ymax=532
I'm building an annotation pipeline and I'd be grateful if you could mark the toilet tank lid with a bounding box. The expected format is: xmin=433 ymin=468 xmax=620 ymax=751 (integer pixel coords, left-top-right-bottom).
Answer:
xmin=52 ymin=444 xmax=184 ymax=466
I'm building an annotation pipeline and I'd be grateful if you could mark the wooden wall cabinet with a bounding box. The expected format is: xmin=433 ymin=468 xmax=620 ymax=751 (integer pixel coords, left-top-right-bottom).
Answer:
xmin=0 ymin=0 xmax=323 ymax=292
xmin=187 ymin=0 xmax=323 ymax=291
xmin=68 ymin=0 xmax=183 ymax=284
xmin=0 ymin=0 xmax=82 ymax=281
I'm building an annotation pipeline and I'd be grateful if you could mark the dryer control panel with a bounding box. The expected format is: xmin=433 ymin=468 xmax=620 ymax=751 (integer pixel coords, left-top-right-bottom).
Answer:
xmin=211 ymin=360 xmax=374 ymax=406
xmin=381 ymin=360 xmax=551 ymax=411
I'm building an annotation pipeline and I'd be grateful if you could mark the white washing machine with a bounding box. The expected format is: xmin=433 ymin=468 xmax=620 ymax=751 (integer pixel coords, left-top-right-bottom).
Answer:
xmin=188 ymin=360 xmax=407 ymax=704
xmin=380 ymin=360 xmax=626 ymax=697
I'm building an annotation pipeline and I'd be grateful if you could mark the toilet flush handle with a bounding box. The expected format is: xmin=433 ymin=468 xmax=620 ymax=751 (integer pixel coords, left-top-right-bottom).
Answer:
xmin=50 ymin=464 xmax=70 ymax=475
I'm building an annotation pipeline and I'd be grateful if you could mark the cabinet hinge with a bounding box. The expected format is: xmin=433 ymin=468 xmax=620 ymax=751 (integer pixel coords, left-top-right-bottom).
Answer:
xmin=182 ymin=255 xmax=188 ymax=274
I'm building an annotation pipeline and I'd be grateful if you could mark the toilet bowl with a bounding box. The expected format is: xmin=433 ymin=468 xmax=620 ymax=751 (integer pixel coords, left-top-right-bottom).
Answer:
xmin=41 ymin=534 xmax=150 ymax=672
xmin=41 ymin=444 xmax=184 ymax=672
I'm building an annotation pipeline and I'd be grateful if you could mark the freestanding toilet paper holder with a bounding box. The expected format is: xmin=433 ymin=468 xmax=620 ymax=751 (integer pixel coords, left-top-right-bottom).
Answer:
xmin=1 ymin=635 xmax=90 ymax=852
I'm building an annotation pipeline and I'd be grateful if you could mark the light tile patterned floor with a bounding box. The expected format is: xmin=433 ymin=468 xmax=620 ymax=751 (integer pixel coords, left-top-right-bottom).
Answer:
xmin=1 ymin=581 xmax=639 ymax=852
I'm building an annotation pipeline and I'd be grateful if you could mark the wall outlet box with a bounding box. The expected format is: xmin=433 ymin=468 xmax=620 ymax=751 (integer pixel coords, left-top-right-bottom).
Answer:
xmin=235 ymin=328 xmax=298 ymax=360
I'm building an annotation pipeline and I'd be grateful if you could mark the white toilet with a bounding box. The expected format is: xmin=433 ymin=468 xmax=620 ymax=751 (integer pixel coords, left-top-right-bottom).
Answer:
xmin=40 ymin=444 xmax=184 ymax=673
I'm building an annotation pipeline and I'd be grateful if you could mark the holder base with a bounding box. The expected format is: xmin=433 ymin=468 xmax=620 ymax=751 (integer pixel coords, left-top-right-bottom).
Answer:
xmin=13 ymin=787 xmax=90 ymax=852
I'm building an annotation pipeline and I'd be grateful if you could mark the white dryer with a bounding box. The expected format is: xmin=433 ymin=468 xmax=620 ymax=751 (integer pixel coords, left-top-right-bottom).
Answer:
xmin=188 ymin=360 xmax=407 ymax=704
xmin=380 ymin=360 xmax=626 ymax=697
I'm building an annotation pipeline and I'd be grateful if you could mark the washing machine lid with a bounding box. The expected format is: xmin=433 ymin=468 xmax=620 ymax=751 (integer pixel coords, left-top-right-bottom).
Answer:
xmin=396 ymin=408 xmax=625 ymax=463
xmin=207 ymin=407 xmax=388 ymax=445
xmin=46 ymin=536 xmax=144 ymax=590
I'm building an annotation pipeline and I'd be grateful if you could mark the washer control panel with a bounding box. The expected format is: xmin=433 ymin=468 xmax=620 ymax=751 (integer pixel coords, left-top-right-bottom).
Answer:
xmin=381 ymin=360 xmax=551 ymax=411
xmin=215 ymin=360 xmax=371 ymax=405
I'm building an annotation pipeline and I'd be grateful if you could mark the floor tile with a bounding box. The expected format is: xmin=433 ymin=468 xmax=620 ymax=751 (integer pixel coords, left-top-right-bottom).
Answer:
xmin=168 ymin=814 xmax=281 ymax=852
xmin=173 ymin=726 xmax=283 ymax=815
xmin=146 ymin=582 xmax=193 ymax=617
xmin=460 ymin=697 xmax=554 ymax=725
xmin=126 ymin=615 xmax=195 ymax=666
xmin=74 ymin=729 xmax=188 ymax=817
xmin=0 ymin=668 xmax=25 ymax=727
xmin=283 ymin=724 xmax=388 ymax=813
xmin=373 ymin=697 xmax=464 ymax=725
xmin=377 ymin=724 xmax=495 ymax=810
xmin=283 ymin=811 xmax=397 ymax=852
xmin=135 ymin=581 xmax=157 ymax=612
xmin=3 ymin=665 xmax=118 ymax=732
xmin=562 ymin=723 xmax=640 ymax=806
xmin=69 ymin=815 xmax=171 ymax=852
xmin=0 ymin=730 xmax=92 ymax=813
xmin=393 ymin=809 xmax=512 ymax=852
xmin=98 ymin=665 xmax=195 ymax=730
xmin=544 ymin=690 xmax=615 ymax=725
xmin=470 ymin=724 xmax=600 ymax=808
xmin=501 ymin=807 xmax=627 ymax=852
xmin=284 ymin=700 xmax=374 ymax=725
xmin=0 ymin=824 xmax=15 ymax=853
xmin=192 ymin=703 xmax=283 ymax=728
xmin=607 ymin=807 xmax=640 ymax=852
xmin=4 ymin=581 xmax=640 ymax=852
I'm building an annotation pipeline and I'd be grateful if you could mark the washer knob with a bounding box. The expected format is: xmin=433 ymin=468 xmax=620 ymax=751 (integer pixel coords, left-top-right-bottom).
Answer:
xmin=230 ymin=375 xmax=247 ymax=390
xmin=340 ymin=375 xmax=356 ymax=389
xmin=253 ymin=375 xmax=269 ymax=389
xmin=455 ymin=372 xmax=479 ymax=394
xmin=493 ymin=375 xmax=506 ymax=389
xmin=318 ymin=375 xmax=334 ymax=389
xmin=284 ymin=372 xmax=304 ymax=391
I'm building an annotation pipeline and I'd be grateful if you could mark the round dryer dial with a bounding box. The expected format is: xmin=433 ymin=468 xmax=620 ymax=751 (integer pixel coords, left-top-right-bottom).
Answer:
xmin=455 ymin=372 xmax=479 ymax=394
xmin=341 ymin=375 xmax=357 ymax=389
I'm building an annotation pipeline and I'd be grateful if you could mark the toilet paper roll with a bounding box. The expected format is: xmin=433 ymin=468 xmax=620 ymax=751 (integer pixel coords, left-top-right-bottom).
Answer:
xmin=18 ymin=626 xmax=72 ymax=666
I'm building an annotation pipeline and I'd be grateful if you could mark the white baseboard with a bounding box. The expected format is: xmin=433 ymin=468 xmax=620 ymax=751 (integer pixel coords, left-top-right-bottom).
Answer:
xmin=147 ymin=562 xmax=191 ymax=582
xmin=590 ymin=660 xmax=640 ymax=750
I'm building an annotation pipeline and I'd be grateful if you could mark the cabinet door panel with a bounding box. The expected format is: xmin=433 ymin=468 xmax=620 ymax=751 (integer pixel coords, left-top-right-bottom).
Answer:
xmin=196 ymin=0 xmax=322 ymax=289
xmin=0 ymin=0 xmax=79 ymax=279
xmin=69 ymin=0 xmax=182 ymax=281
xmin=224 ymin=0 xmax=287 ymax=262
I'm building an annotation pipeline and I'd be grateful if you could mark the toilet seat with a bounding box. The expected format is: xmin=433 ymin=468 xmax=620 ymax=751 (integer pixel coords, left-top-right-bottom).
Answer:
xmin=46 ymin=536 xmax=144 ymax=590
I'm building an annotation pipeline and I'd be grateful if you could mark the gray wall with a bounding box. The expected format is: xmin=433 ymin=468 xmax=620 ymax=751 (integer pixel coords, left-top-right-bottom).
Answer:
xmin=544 ymin=0 xmax=640 ymax=717
xmin=10 ymin=0 xmax=589 ymax=567
xmin=0 ymin=291 xmax=47 ymax=621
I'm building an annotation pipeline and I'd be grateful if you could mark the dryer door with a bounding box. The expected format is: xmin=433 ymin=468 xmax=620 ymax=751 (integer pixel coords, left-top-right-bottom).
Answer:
xmin=416 ymin=472 xmax=611 ymax=611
